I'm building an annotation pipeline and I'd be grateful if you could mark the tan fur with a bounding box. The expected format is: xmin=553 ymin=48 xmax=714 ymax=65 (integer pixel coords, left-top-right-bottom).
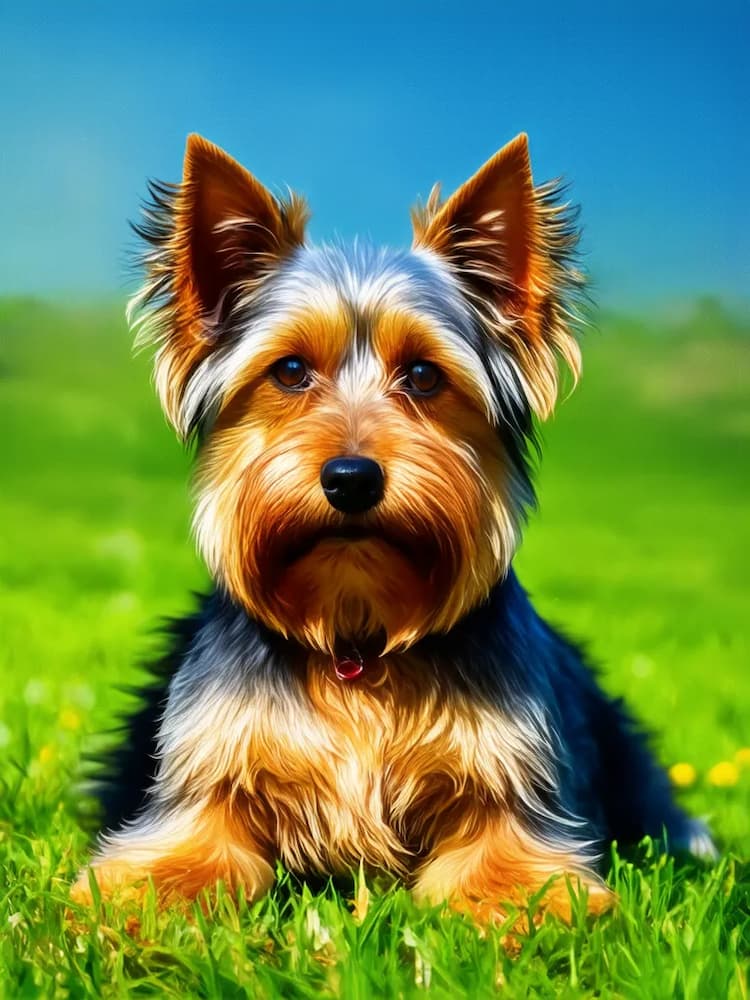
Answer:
xmin=414 ymin=815 xmax=613 ymax=924
xmin=80 ymin=135 xmax=605 ymax=927
xmin=413 ymin=133 xmax=582 ymax=418
xmin=192 ymin=305 xmax=518 ymax=653
xmin=72 ymin=800 xmax=274 ymax=906
xmin=77 ymin=651 xmax=606 ymax=921
xmin=130 ymin=134 xmax=309 ymax=433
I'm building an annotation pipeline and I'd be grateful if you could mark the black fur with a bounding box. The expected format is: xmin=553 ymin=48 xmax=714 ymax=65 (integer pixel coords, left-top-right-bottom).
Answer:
xmin=95 ymin=608 xmax=206 ymax=832
xmin=98 ymin=570 xmax=696 ymax=857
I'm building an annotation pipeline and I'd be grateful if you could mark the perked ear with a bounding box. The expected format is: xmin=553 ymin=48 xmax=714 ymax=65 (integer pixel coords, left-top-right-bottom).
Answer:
xmin=178 ymin=134 xmax=307 ymax=321
xmin=129 ymin=134 xmax=308 ymax=435
xmin=412 ymin=134 xmax=582 ymax=418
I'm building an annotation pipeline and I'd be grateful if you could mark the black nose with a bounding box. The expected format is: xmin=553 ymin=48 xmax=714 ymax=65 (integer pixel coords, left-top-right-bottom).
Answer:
xmin=320 ymin=456 xmax=384 ymax=514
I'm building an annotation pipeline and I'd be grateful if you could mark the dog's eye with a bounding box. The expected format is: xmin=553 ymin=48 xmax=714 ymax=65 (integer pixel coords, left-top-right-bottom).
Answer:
xmin=405 ymin=361 xmax=442 ymax=396
xmin=272 ymin=356 xmax=310 ymax=390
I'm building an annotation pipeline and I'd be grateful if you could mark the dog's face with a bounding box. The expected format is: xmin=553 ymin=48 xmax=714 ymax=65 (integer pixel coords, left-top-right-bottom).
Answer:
xmin=130 ymin=135 xmax=582 ymax=652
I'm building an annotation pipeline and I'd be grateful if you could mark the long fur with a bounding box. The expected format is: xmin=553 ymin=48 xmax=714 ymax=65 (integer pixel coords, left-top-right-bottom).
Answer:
xmin=101 ymin=575 xmax=698 ymax=853
xmin=74 ymin=134 xmax=712 ymax=919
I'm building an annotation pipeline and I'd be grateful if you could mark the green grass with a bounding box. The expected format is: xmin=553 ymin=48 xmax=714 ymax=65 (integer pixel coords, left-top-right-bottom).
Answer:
xmin=1 ymin=297 xmax=748 ymax=998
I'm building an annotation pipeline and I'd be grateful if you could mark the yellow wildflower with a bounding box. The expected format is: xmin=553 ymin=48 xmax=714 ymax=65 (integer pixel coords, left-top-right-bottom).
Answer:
xmin=669 ymin=763 xmax=697 ymax=788
xmin=734 ymin=748 xmax=750 ymax=768
xmin=707 ymin=761 xmax=740 ymax=787
xmin=59 ymin=708 xmax=81 ymax=731
xmin=38 ymin=744 xmax=56 ymax=765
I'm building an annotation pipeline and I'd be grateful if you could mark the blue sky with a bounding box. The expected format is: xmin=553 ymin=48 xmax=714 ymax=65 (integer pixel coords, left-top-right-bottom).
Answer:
xmin=2 ymin=1 xmax=747 ymax=306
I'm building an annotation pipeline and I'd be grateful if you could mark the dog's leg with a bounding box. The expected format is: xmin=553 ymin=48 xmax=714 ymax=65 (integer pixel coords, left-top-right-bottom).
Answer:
xmin=71 ymin=798 xmax=274 ymax=906
xmin=413 ymin=814 xmax=614 ymax=925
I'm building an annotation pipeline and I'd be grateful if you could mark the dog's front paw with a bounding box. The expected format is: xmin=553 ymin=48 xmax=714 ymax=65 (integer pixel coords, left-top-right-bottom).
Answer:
xmin=421 ymin=871 xmax=615 ymax=927
xmin=526 ymin=872 xmax=616 ymax=923
xmin=70 ymin=862 xmax=152 ymax=908
xmin=414 ymin=816 xmax=617 ymax=935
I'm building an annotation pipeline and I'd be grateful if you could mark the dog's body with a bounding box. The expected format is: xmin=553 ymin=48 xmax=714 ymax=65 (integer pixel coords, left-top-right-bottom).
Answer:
xmin=75 ymin=134 xmax=711 ymax=920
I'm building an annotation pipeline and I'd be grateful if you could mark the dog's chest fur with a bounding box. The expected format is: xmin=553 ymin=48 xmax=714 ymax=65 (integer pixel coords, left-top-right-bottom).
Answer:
xmin=159 ymin=646 xmax=550 ymax=876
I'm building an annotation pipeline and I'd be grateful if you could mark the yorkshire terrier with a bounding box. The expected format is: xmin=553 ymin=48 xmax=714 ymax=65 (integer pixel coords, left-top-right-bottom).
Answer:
xmin=73 ymin=133 xmax=714 ymax=922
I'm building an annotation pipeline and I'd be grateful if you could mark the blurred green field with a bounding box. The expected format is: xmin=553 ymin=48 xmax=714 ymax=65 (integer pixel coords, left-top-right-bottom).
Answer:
xmin=1 ymin=297 xmax=748 ymax=997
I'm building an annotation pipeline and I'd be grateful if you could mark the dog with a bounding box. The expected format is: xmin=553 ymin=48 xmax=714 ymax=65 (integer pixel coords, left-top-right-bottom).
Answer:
xmin=73 ymin=133 xmax=714 ymax=922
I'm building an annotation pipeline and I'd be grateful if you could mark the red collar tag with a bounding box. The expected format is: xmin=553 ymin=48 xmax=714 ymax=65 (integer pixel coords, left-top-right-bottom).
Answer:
xmin=334 ymin=648 xmax=364 ymax=681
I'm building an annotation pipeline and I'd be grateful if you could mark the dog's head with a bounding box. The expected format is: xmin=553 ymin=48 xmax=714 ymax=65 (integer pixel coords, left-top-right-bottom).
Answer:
xmin=130 ymin=134 xmax=583 ymax=653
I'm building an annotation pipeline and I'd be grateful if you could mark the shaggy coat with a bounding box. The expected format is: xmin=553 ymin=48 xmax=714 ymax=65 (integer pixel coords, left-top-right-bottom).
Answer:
xmin=74 ymin=134 xmax=712 ymax=921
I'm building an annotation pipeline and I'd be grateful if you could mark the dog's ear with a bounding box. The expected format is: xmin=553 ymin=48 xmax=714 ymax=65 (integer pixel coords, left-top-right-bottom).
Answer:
xmin=174 ymin=134 xmax=307 ymax=322
xmin=411 ymin=134 xmax=582 ymax=418
xmin=130 ymin=134 xmax=308 ymax=435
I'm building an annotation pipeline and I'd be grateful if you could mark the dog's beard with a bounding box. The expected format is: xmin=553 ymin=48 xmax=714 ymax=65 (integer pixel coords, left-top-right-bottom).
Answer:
xmin=194 ymin=439 xmax=519 ymax=653
xmin=272 ymin=533 xmax=441 ymax=653
xmin=206 ymin=503 xmax=482 ymax=653
xmin=232 ymin=515 xmax=449 ymax=653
